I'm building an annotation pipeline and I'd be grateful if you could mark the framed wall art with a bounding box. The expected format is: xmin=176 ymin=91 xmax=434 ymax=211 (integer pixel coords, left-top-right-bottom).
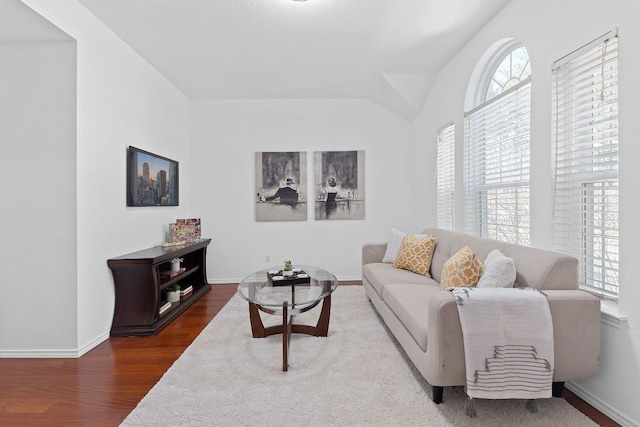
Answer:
xmin=313 ymin=150 xmax=365 ymax=220
xmin=127 ymin=146 xmax=179 ymax=207
xmin=255 ymin=151 xmax=307 ymax=221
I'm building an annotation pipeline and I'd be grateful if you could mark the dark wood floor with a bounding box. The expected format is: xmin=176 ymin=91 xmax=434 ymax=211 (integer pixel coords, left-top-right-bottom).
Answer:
xmin=0 ymin=283 xmax=618 ymax=426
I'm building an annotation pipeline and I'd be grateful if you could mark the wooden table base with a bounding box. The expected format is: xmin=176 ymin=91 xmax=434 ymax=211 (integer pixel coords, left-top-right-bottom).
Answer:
xmin=247 ymin=294 xmax=332 ymax=371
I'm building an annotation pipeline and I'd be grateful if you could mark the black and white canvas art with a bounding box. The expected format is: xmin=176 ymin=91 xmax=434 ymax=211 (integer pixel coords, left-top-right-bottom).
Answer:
xmin=313 ymin=150 xmax=365 ymax=220
xmin=255 ymin=151 xmax=307 ymax=221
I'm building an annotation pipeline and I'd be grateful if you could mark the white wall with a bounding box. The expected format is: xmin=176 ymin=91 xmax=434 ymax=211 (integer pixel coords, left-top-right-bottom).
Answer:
xmin=0 ymin=34 xmax=77 ymax=351
xmin=412 ymin=1 xmax=640 ymax=425
xmin=10 ymin=0 xmax=192 ymax=356
xmin=190 ymin=99 xmax=413 ymax=282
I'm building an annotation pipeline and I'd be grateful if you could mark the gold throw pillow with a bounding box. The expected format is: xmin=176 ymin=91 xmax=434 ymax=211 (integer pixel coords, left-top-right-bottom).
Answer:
xmin=440 ymin=246 xmax=484 ymax=289
xmin=392 ymin=234 xmax=437 ymax=277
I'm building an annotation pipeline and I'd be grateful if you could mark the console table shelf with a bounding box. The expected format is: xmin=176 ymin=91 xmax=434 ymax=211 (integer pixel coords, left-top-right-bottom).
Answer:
xmin=107 ymin=238 xmax=211 ymax=337
xmin=160 ymin=266 xmax=201 ymax=289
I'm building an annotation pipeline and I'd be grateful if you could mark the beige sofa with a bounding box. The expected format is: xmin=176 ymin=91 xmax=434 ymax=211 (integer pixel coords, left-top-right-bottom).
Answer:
xmin=362 ymin=227 xmax=601 ymax=403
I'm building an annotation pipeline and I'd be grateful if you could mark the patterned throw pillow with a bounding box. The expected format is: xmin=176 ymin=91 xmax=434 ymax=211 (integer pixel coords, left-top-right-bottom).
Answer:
xmin=392 ymin=234 xmax=437 ymax=277
xmin=440 ymin=246 xmax=484 ymax=289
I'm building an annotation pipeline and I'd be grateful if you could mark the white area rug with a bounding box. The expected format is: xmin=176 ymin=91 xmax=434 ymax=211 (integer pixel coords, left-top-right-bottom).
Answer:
xmin=121 ymin=286 xmax=596 ymax=426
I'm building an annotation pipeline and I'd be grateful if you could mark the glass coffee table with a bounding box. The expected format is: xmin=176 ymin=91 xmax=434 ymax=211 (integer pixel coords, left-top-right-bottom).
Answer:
xmin=237 ymin=265 xmax=338 ymax=371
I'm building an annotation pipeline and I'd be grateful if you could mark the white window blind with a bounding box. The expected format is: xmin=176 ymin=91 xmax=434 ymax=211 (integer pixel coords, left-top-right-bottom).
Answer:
xmin=552 ymin=31 xmax=619 ymax=299
xmin=436 ymin=123 xmax=455 ymax=231
xmin=464 ymin=77 xmax=531 ymax=245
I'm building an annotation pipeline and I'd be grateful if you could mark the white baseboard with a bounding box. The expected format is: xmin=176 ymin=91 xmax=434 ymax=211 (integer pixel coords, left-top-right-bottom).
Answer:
xmin=0 ymin=349 xmax=81 ymax=358
xmin=567 ymin=382 xmax=637 ymax=427
xmin=336 ymin=276 xmax=364 ymax=282
xmin=0 ymin=331 xmax=110 ymax=359
xmin=78 ymin=331 xmax=110 ymax=357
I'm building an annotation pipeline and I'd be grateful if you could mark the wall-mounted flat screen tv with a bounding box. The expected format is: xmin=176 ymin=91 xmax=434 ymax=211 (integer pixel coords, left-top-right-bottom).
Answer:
xmin=127 ymin=146 xmax=179 ymax=207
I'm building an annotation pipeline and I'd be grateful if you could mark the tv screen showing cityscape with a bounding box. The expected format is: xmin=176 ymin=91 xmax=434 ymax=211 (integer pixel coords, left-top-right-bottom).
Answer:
xmin=127 ymin=146 xmax=179 ymax=207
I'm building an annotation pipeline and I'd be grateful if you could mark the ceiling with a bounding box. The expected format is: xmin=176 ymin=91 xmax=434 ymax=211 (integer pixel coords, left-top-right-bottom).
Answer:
xmin=1 ymin=0 xmax=73 ymax=41
xmin=77 ymin=0 xmax=511 ymax=119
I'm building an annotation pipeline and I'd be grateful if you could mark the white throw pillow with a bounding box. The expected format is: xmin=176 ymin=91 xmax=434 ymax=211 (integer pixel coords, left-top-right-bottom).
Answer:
xmin=382 ymin=228 xmax=427 ymax=263
xmin=477 ymin=249 xmax=516 ymax=288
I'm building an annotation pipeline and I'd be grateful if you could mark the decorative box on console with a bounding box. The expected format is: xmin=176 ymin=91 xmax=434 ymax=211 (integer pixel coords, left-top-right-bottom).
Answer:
xmin=267 ymin=269 xmax=311 ymax=286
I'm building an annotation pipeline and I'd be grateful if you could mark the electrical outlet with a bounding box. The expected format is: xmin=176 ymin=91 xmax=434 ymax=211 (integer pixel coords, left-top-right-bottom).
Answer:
xmin=265 ymin=254 xmax=270 ymax=263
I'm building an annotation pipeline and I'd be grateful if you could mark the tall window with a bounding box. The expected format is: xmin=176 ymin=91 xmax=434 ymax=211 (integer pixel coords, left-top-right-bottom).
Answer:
xmin=552 ymin=31 xmax=619 ymax=300
xmin=464 ymin=42 xmax=531 ymax=245
xmin=436 ymin=123 xmax=455 ymax=230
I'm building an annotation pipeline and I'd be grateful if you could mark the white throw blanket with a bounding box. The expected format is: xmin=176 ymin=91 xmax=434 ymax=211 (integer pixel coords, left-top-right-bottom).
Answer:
xmin=452 ymin=287 xmax=554 ymax=400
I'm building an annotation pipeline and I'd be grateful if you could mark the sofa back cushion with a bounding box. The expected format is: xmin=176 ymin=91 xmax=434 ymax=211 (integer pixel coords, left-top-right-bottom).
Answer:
xmin=423 ymin=228 xmax=578 ymax=291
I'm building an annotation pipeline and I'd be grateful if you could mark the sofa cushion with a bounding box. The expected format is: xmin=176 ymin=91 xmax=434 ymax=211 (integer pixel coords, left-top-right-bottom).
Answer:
xmin=362 ymin=263 xmax=436 ymax=298
xmin=393 ymin=234 xmax=437 ymax=277
xmin=382 ymin=283 xmax=441 ymax=351
xmin=477 ymin=249 xmax=516 ymax=288
xmin=382 ymin=228 xmax=428 ymax=263
xmin=423 ymin=228 xmax=579 ymax=290
xmin=425 ymin=229 xmax=506 ymax=283
xmin=440 ymin=246 xmax=484 ymax=289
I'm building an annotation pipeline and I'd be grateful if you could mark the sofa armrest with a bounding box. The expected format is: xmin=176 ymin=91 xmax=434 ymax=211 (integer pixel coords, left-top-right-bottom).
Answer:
xmin=423 ymin=289 xmax=601 ymax=387
xmin=545 ymin=290 xmax=601 ymax=381
xmin=424 ymin=291 xmax=466 ymax=386
xmin=362 ymin=242 xmax=387 ymax=265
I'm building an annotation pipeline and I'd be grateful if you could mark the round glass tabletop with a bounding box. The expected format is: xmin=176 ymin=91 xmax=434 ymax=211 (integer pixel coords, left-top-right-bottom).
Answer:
xmin=237 ymin=265 xmax=338 ymax=311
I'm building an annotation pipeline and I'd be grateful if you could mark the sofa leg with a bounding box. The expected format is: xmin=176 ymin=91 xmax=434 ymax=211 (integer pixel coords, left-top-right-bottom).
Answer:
xmin=432 ymin=386 xmax=444 ymax=404
xmin=552 ymin=381 xmax=565 ymax=398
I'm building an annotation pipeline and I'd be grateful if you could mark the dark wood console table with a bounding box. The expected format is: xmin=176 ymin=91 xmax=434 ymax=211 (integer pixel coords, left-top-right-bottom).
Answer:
xmin=107 ymin=239 xmax=211 ymax=337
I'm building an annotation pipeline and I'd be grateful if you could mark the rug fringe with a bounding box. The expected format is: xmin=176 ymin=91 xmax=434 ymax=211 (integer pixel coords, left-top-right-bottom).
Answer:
xmin=465 ymin=396 xmax=477 ymax=418
xmin=525 ymin=399 xmax=538 ymax=413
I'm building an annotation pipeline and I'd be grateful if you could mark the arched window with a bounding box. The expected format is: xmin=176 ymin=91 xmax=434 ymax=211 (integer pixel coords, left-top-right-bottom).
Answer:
xmin=484 ymin=44 xmax=531 ymax=101
xmin=464 ymin=40 xmax=531 ymax=245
